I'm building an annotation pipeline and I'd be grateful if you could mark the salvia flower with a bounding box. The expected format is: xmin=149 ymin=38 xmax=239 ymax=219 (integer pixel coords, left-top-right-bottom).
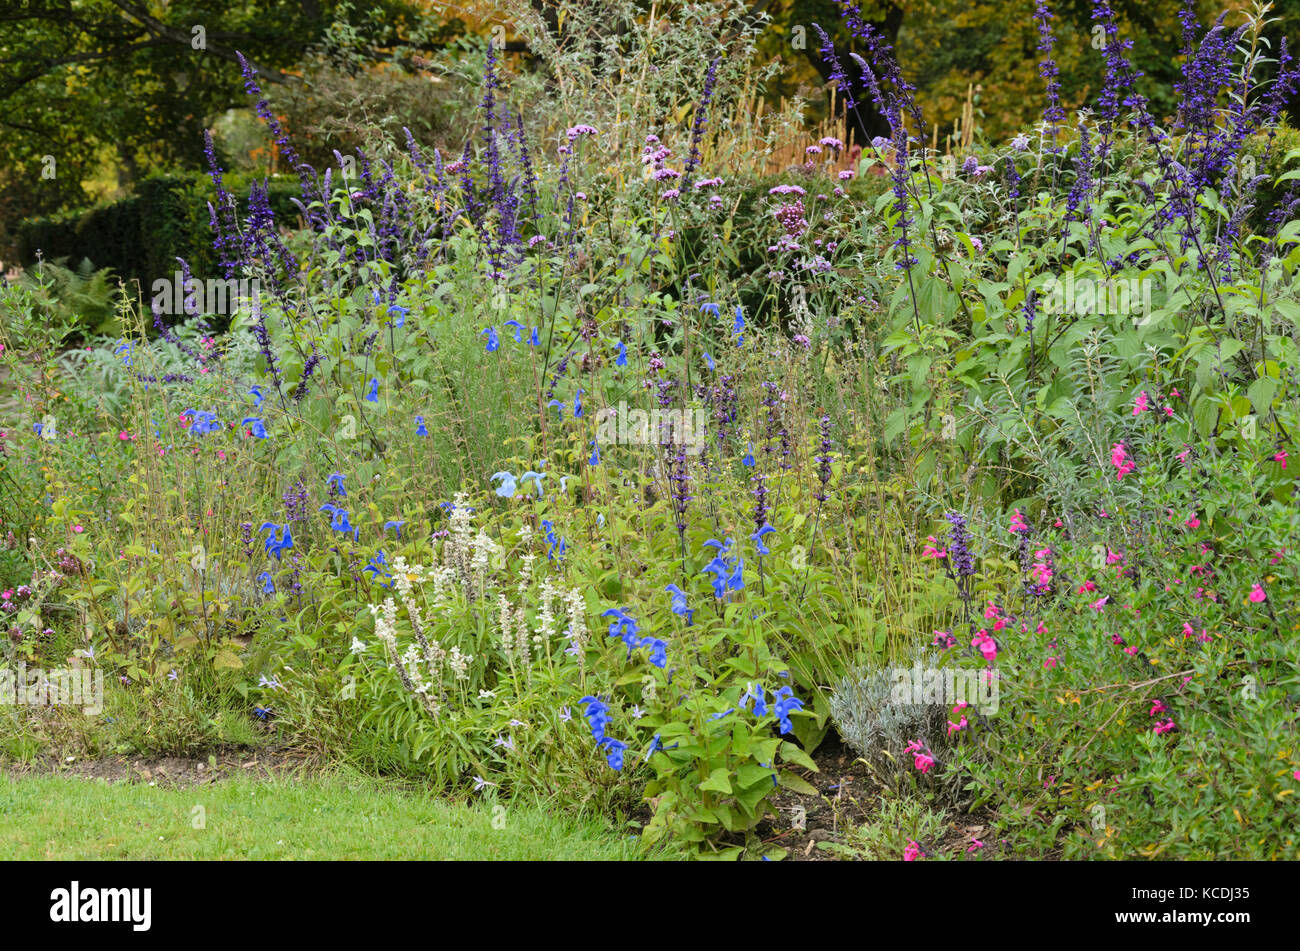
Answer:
xmin=665 ymin=584 xmax=693 ymax=626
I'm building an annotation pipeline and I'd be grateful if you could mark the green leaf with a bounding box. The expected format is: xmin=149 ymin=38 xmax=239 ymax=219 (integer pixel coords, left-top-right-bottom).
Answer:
xmin=780 ymin=741 xmax=820 ymax=772
xmin=700 ymin=768 xmax=733 ymax=794
xmin=777 ymin=771 xmax=819 ymax=795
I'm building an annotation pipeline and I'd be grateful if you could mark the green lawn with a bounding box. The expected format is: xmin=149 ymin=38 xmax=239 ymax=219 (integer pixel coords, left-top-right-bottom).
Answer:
xmin=0 ymin=773 xmax=667 ymax=860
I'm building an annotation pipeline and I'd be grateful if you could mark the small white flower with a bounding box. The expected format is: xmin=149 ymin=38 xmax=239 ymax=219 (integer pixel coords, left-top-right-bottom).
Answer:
xmin=350 ymin=637 xmax=368 ymax=654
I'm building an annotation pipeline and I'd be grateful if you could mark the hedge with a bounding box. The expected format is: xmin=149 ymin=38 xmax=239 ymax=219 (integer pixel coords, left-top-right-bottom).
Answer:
xmin=15 ymin=172 xmax=302 ymax=304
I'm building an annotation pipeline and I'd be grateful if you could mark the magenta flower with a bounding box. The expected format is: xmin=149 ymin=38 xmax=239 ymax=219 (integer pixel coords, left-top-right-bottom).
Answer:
xmin=1111 ymin=442 xmax=1136 ymax=480
xmin=1248 ymin=583 xmax=1267 ymax=603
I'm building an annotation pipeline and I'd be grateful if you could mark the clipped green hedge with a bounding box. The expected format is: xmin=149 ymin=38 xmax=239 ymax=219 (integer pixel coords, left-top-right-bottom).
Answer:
xmin=15 ymin=172 xmax=301 ymax=301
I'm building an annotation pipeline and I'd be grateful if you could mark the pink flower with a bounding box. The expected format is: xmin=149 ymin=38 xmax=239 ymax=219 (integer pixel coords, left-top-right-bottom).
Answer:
xmin=1008 ymin=509 xmax=1028 ymax=533
xmin=947 ymin=716 xmax=968 ymax=735
xmin=1153 ymin=719 xmax=1176 ymax=735
xmin=1248 ymin=583 xmax=1267 ymax=603
xmin=921 ymin=536 xmax=947 ymax=559
xmin=1185 ymin=516 xmax=1200 ymax=529
xmin=1111 ymin=442 xmax=1136 ymax=481
xmin=1089 ymin=595 xmax=1110 ymax=611
xmin=1043 ymin=656 xmax=1058 ymax=669
xmin=905 ymin=740 xmax=935 ymax=774
xmin=967 ymin=838 xmax=985 ymax=853
xmin=1164 ymin=406 xmax=1174 ymax=418
xmin=1133 ymin=391 xmax=1149 ymax=415
xmin=932 ymin=630 xmax=956 ymax=648
xmin=1149 ymin=699 xmax=1167 ymax=716
xmin=971 ymin=630 xmax=998 ymax=662
xmin=1111 ymin=633 xmax=1125 ymax=645
xmin=1078 ymin=580 xmax=1097 ymax=593
xmin=903 ymin=841 xmax=921 ymax=861
xmin=1124 ymin=645 xmax=1139 ymax=655
xmin=1275 ymin=450 xmax=1289 ymax=469
xmin=1177 ymin=448 xmax=1190 ymax=464
xmin=1294 ymin=770 xmax=1300 ymax=782
xmin=72 ymin=525 xmax=84 ymax=533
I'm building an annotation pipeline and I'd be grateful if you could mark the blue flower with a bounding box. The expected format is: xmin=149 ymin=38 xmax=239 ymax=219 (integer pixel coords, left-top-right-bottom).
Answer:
xmin=258 ymin=571 xmax=275 ymax=594
xmin=643 ymin=733 xmax=663 ymax=762
xmin=750 ymin=522 xmax=775 ymax=555
xmin=383 ymin=519 xmax=406 ymax=539
xmin=733 ymin=305 xmax=745 ymax=339
xmin=242 ymin=417 xmax=269 ymax=439
xmin=643 ymin=637 xmax=668 ymax=668
xmin=603 ymin=738 xmax=628 ymax=771
xmin=363 ymin=550 xmax=393 ymax=587
xmin=701 ymin=537 xmax=744 ymax=598
xmin=388 ymin=304 xmax=409 ymax=327
xmin=700 ymin=302 xmax=720 ymax=318
xmin=741 ymin=682 xmax=768 ymax=717
xmin=547 ymin=399 xmax=565 ymax=418
xmin=253 ymin=706 xmax=271 ymax=720
xmin=519 ymin=470 xmax=546 ymax=498
xmin=541 ymin=519 xmax=566 ymax=560
xmin=704 ymin=351 xmax=715 ymax=371
xmin=742 ymin=444 xmax=755 ymax=466
xmin=578 ymin=695 xmax=611 ymax=742
xmin=529 ymin=327 xmax=540 ymax=346
xmin=709 ymin=707 xmax=736 ymax=721
xmin=588 ymin=440 xmax=600 ymax=466
xmin=664 ymin=584 xmax=693 ymax=626
xmin=33 ymin=423 xmax=42 ymax=436
xmin=249 ymin=385 xmax=265 ymax=408
xmin=415 ymin=416 xmax=428 ymax=436
xmin=481 ymin=327 xmax=499 ymax=352
xmin=601 ymin=608 xmax=641 ymax=651
xmin=491 ymin=471 xmax=517 ymax=498
xmin=773 ymin=686 xmax=804 ymax=735
xmin=365 ymin=378 xmax=379 ymax=402
xmin=573 ymin=388 xmax=584 ymax=418
xmin=504 ymin=320 xmax=524 ymax=343
xmin=615 ymin=340 xmax=627 ymax=367
xmin=259 ymin=522 xmax=294 ymax=560
xmin=326 ymin=472 xmax=347 ymax=497
xmin=184 ymin=409 xmax=223 ymax=435
xmin=319 ymin=504 xmax=358 ymax=539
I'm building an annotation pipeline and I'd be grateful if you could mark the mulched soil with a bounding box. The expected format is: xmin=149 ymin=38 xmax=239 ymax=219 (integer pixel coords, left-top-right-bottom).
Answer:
xmin=0 ymin=748 xmax=314 ymax=790
xmin=754 ymin=732 xmax=1000 ymax=860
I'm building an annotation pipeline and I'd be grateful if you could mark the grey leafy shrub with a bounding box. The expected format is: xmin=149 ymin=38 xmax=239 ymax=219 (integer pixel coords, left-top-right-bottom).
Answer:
xmin=829 ymin=647 xmax=949 ymax=785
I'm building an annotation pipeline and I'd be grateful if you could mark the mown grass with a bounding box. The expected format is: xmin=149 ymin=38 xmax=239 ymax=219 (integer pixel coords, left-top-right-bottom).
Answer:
xmin=0 ymin=773 xmax=675 ymax=860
